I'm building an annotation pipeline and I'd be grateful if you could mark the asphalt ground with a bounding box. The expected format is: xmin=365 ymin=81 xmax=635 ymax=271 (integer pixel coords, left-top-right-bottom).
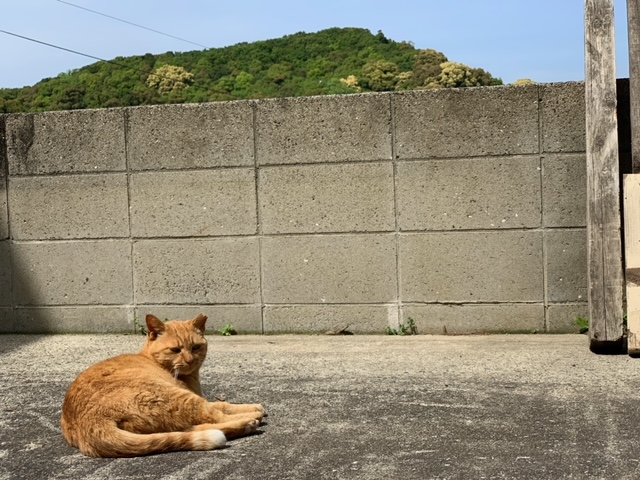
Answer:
xmin=1 ymin=334 xmax=640 ymax=479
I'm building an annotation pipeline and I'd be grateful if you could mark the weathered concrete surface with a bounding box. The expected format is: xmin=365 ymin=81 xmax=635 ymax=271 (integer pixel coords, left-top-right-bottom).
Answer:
xmin=126 ymin=102 xmax=254 ymax=170
xmin=129 ymin=169 xmax=257 ymax=238
xmin=393 ymin=86 xmax=540 ymax=158
xmin=11 ymin=241 xmax=132 ymax=306
xmin=545 ymin=230 xmax=588 ymax=302
xmin=539 ymin=83 xmax=586 ymax=153
xmin=8 ymin=174 xmax=129 ymax=240
xmin=541 ymin=154 xmax=587 ymax=228
xmin=1 ymin=84 xmax=595 ymax=333
xmin=0 ymin=149 xmax=7 ymax=240
xmin=1 ymin=334 xmax=640 ymax=480
xmin=396 ymin=157 xmax=542 ymax=231
xmin=255 ymin=94 xmax=392 ymax=165
xmin=262 ymin=235 xmax=397 ymax=304
xmin=259 ymin=163 xmax=395 ymax=234
xmin=132 ymin=238 xmax=261 ymax=304
xmin=0 ymin=242 xmax=11 ymax=307
xmin=5 ymin=110 xmax=126 ymax=175
xmin=399 ymin=232 xmax=544 ymax=302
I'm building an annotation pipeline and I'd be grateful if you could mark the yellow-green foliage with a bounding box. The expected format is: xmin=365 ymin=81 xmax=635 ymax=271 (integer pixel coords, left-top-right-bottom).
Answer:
xmin=361 ymin=60 xmax=401 ymax=91
xmin=512 ymin=78 xmax=536 ymax=85
xmin=340 ymin=75 xmax=361 ymax=91
xmin=438 ymin=62 xmax=485 ymax=88
xmin=146 ymin=65 xmax=194 ymax=94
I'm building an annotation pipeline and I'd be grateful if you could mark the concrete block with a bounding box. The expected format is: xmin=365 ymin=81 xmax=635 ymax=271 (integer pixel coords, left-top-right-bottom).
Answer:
xmin=540 ymin=82 xmax=585 ymax=153
xmin=127 ymin=102 xmax=254 ymax=170
xmin=394 ymin=86 xmax=539 ymax=159
xmin=134 ymin=305 xmax=262 ymax=334
xmin=401 ymin=304 xmax=545 ymax=334
xmin=262 ymin=234 xmax=397 ymax=303
xmin=0 ymin=185 xmax=7 ymax=240
xmin=542 ymin=154 xmax=587 ymax=227
xmin=545 ymin=230 xmax=587 ymax=302
xmin=8 ymin=174 xmax=129 ymax=240
xmin=6 ymin=110 xmax=126 ymax=175
xmin=397 ymin=157 xmax=541 ymax=231
xmin=263 ymin=304 xmax=396 ymax=333
xmin=399 ymin=231 xmax=544 ymax=302
xmin=12 ymin=240 xmax=132 ymax=305
xmin=546 ymin=304 xmax=589 ymax=333
xmin=133 ymin=238 xmax=260 ymax=304
xmin=12 ymin=306 xmax=132 ymax=333
xmin=260 ymin=163 xmax=395 ymax=234
xmin=0 ymin=308 xmax=14 ymax=333
xmin=255 ymin=94 xmax=392 ymax=165
xmin=130 ymin=169 xmax=257 ymax=237
xmin=0 ymin=134 xmax=7 ymax=238
xmin=0 ymin=241 xmax=11 ymax=306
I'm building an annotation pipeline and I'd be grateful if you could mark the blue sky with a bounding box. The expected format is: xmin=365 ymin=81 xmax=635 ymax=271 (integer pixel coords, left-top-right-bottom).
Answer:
xmin=0 ymin=0 xmax=632 ymax=89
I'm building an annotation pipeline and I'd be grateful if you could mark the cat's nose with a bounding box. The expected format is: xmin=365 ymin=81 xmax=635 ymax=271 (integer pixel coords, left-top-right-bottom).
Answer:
xmin=183 ymin=352 xmax=194 ymax=364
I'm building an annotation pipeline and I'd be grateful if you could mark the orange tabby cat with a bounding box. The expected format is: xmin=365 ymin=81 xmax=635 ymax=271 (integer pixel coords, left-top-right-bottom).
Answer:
xmin=61 ymin=314 xmax=265 ymax=458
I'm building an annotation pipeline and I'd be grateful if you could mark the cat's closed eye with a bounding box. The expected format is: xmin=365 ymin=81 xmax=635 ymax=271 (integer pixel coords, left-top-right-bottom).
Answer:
xmin=192 ymin=345 xmax=202 ymax=352
xmin=170 ymin=347 xmax=181 ymax=354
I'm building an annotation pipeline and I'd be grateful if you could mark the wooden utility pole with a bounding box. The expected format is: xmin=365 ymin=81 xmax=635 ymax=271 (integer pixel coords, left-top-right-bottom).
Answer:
xmin=624 ymin=0 xmax=640 ymax=355
xmin=585 ymin=0 xmax=625 ymax=351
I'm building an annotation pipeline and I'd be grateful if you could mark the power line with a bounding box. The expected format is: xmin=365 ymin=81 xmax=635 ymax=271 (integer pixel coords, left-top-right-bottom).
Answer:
xmin=56 ymin=0 xmax=208 ymax=49
xmin=0 ymin=28 xmax=206 ymax=94
xmin=0 ymin=29 xmax=108 ymax=64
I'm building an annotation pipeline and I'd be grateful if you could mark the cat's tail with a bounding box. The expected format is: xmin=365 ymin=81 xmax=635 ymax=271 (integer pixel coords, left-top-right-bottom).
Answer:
xmin=80 ymin=424 xmax=227 ymax=458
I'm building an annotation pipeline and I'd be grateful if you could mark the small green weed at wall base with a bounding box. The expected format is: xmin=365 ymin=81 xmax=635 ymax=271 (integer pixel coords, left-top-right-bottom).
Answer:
xmin=386 ymin=317 xmax=417 ymax=335
xmin=133 ymin=317 xmax=146 ymax=335
xmin=575 ymin=316 xmax=589 ymax=334
xmin=218 ymin=324 xmax=237 ymax=336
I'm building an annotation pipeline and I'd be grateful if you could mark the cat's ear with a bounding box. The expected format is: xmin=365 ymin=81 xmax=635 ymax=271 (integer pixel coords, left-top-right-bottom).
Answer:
xmin=145 ymin=314 xmax=166 ymax=340
xmin=192 ymin=313 xmax=208 ymax=334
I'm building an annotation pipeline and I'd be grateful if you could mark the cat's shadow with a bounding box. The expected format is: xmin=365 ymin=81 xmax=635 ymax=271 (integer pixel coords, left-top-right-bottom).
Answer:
xmin=221 ymin=428 xmax=266 ymax=449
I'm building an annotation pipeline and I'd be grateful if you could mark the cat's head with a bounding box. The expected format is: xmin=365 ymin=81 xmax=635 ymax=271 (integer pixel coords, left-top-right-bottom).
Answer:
xmin=142 ymin=314 xmax=208 ymax=376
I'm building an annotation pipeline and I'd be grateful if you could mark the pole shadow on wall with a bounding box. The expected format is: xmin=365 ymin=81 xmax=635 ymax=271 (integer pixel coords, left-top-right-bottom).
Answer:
xmin=618 ymin=79 xmax=633 ymax=184
xmin=1 ymin=116 xmax=29 ymax=351
xmin=618 ymin=79 xmax=634 ymax=274
xmin=0 ymin=114 xmax=51 ymax=352
xmin=0 ymin=116 xmax=12 ymax=337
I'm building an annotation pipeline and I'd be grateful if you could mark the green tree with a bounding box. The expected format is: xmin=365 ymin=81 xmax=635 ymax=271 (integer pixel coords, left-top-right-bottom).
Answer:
xmin=412 ymin=49 xmax=448 ymax=87
xmin=233 ymin=71 xmax=255 ymax=97
xmin=212 ymin=75 xmax=235 ymax=94
xmin=53 ymin=84 xmax=87 ymax=110
xmin=266 ymin=63 xmax=292 ymax=85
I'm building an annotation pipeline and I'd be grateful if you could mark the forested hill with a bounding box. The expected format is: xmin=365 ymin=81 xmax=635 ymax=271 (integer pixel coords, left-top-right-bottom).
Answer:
xmin=0 ymin=28 xmax=504 ymax=113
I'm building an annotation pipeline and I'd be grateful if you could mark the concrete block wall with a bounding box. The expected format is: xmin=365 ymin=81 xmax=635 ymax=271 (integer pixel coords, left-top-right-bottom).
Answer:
xmin=0 ymin=83 xmax=589 ymax=334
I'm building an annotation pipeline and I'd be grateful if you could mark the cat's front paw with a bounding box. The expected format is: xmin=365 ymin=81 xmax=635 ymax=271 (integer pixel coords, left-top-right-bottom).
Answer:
xmin=244 ymin=419 xmax=260 ymax=434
